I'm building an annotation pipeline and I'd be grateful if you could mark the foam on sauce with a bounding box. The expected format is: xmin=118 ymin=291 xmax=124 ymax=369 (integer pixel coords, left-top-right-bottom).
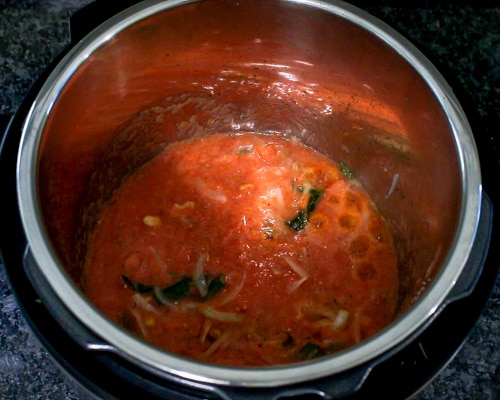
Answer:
xmin=82 ymin=132 xmax=399 ymax=366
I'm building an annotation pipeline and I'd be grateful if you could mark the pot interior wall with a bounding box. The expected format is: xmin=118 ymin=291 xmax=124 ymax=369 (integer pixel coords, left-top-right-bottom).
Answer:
xmin=37 ymin=0 xmax=461 ymax=317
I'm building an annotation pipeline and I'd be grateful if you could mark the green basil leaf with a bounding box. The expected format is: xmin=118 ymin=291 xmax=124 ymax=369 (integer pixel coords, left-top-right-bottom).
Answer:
xmin=307 ymin=188 xmax=324 ymax=214
xmin=122 ymin=275 xmax=153 ymax=293
xmin=286 ymin=188 xmax=325 ymax=231
xmin=203 ymin=274 xmax=226 ymax=301
xmin=298 ymin=341 xmax=325 ymax=360
xmin=160 ymin=277 xmax=193 ymax=300
xmin=340 ymin=161 xmax=354 ymax=179
xmin=286 ymin=209 xmax=309 ymax=231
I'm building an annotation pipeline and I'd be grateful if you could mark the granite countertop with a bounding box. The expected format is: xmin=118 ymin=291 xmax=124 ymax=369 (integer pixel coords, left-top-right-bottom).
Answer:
xmin=0 ymin=1 xmax=499 ymax=399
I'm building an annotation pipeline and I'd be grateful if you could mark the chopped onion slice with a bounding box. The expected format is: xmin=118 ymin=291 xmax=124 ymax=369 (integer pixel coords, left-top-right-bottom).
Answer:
xmin=261 ymin=187 xmax=284 ymax=210
xmin=129 ymin=308 xmax=149 ymax=339
xmin=311 ymin=309 xmax=350 ymax=330
xmin=221 ymin=272 xmax=246 ymax=305
xmin=199 ymin=318 xmax=213 ymax=343
xmin=132 ymin=293 xmax=160 ymax=314
xmin=385 ymin=173 xmax=400 ymax=199
xmin=194 ymin=178 xmax=228 ymax=202
xmin=303 ymin=305 xmax=338 ymax=321
xmin=284 ymin=255 xmax=309 ymax=292
xmin=153 ymin=287 xmax=178 ymax=309
xmin=288 ymin=276 xmax=308 ymax=293
xmin=332 ymin=309 xmax=350 ymax=329
xmin=198 ymin=305 xmax=243 ymax=322
xmin=149 ymin=246 xmax=168 ymax=276
xmin=194 ymin=253 xmax=209 ymax=298
xmin=283 ymin=256 xmax=308 ymax=279
xmin=203 ymin=330 xmax=232 ymax=357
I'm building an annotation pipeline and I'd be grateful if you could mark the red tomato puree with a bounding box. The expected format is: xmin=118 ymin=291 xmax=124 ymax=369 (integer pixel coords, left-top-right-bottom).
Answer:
xmin=82 ymin=132 xmax=399 ymax=366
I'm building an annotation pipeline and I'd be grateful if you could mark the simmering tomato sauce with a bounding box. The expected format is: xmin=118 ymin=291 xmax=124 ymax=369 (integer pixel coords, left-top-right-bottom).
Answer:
xmin=82 ymin=132 xmax=399 ymax=366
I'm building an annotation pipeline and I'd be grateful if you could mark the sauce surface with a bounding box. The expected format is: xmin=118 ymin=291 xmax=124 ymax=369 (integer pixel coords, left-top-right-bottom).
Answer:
xmin=82 ymin=132 xmax=399 ymax=366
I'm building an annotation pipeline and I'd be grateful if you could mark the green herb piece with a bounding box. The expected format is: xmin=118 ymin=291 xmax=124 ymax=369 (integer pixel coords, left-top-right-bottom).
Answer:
xmin=122 ymin=275 xmax=153 ymax=293
xmin=307 ymin=188 xmax=324 ymax=213
xmin=160 ymin=277 xmax=193 ymax=300
xmin=123 ymin=273 xmax=227 ymax=303
xmin=340 ymin=161 xmax=354 ymax=179
xmin=203 ymin=274 xmax=226 ymax=301
xmin=286 ymin=188 xmax=325 ymax=231
xmin=286 ymin=209 xmax=309 ymax=231
xmin=298 ymin=341 xmax=325 ymax=360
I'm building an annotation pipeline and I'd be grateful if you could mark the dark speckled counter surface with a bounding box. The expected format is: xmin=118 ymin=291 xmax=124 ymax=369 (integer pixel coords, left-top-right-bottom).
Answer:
xmin=1 ymin=1 xmax=499 ymax=399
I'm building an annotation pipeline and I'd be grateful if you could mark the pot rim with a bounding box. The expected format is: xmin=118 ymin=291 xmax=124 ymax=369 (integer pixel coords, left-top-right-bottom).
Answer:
xmin=16 ymin=0 xmax=482 ymax=388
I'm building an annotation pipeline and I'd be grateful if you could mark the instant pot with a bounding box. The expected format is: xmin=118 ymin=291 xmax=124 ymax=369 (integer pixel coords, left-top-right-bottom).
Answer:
xmin=1 ymin=0 xmax=499 ymax=399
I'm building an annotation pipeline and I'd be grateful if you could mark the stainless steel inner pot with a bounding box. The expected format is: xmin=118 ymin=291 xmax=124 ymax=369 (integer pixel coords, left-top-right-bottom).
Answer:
xmin=17 ymin=0 xmax=482 ymax=393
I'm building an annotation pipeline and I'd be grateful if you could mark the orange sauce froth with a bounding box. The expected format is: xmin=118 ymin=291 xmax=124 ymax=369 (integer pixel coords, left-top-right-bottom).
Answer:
xmin=82 ymin=132 xmax=399 ymax=366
